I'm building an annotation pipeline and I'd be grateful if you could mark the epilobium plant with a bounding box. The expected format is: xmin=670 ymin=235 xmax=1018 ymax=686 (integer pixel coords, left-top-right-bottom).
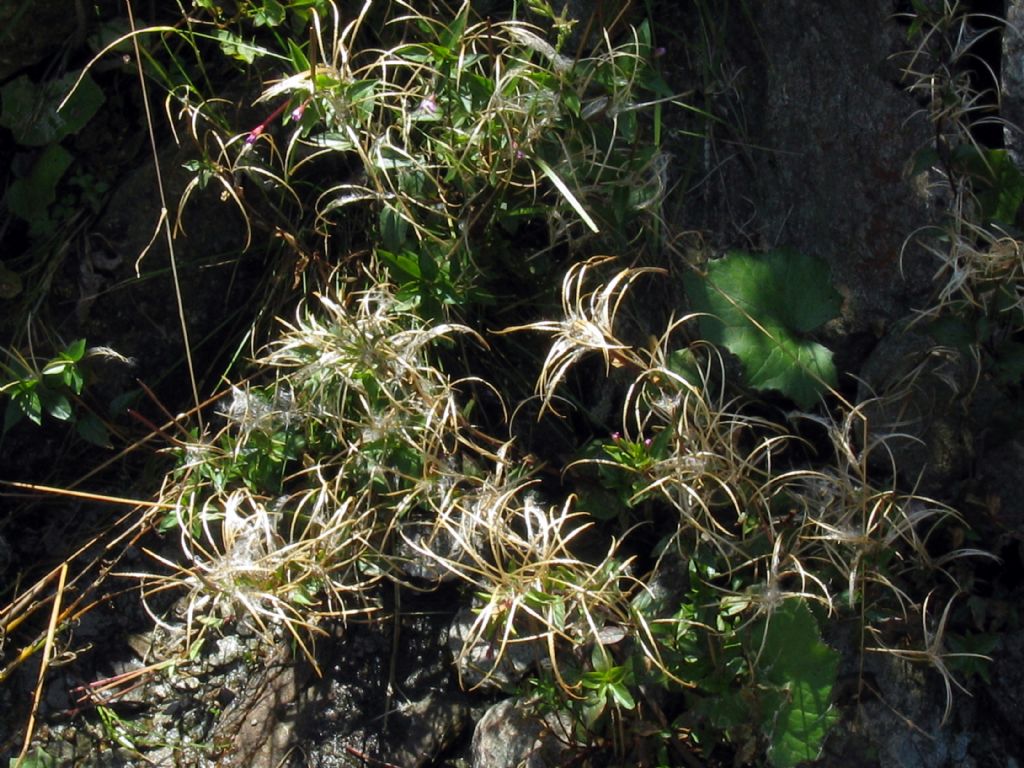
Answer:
xmin=151 ymin=275 xmax=492 ymax=659
xmin=171 ymin=1 xmax=672 ymax=319
xmin=0 ymin=338 xmax=114 ymax=446
xmin=58 ymin=2 xmax=994 ymax=766
xmin=897 ymin=1 xmax=1024 ymax=351
xmin=507 ymin=256 xmax=991 ymax=764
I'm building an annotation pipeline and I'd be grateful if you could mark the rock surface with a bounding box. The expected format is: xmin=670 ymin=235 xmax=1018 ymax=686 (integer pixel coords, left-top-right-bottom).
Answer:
xmin=0 ymin=1 xmax=80 ymax=82
xmin=471 ymin=697 xmax=572 ymax=768
xmin=673 ymin=1 xmax=937 ymax=342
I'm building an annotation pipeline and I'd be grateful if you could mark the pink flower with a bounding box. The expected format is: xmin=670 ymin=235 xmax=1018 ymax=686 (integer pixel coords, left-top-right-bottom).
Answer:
xmin=418 ymin=94 xmax=437 ymax=115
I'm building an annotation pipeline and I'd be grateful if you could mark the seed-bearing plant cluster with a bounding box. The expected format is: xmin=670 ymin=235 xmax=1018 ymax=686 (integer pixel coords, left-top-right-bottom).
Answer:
xmin=0 ymin=1 xmax=1006 ymax=766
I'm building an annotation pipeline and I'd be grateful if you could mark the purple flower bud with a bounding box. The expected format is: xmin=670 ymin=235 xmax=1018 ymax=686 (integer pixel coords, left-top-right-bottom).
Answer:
xmin=611 ymin=432 xmax=622 ymax=442
xmin=245 ymin=125 xmax=263 ymax=145
xmin=653 ymin=46 xmax=666 ymax=58
xmin=644 ymin=438 xmax=653 ymax=448
xmin=291 ymin=102 xmax=307 ymax=122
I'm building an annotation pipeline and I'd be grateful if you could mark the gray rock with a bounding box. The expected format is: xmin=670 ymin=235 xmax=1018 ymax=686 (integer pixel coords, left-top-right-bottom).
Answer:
xmin=1005 ymin=2 xmax=1024 ymax=166
xmin=207 ymin=635 xmax=248 ymax=669
xmin=395 ymin=514 xmax=469 ymax=584
xmin=448 ymin=606 xmax=544 ymax=691
xmin=674 ymin=1 xmax=936 ymax=341
xmin=357 ymin=691 xmax=471 ymax=768
xmin=857 ymin=327 xmax=974 ymax=497
xmin=968 ymin=381 xmax=1024 ymax=533
xmin=820 ymin=620 xmax=979 ymax=768
xmin=982 ymin=629 xmax=1024 ymax=755
xmin=0 ymin=1 xmax=79 ymax=81
xmin=471 ymin=697 xmax=572 ymax=768
xmin=211 ymin=640 xmax=307 ymax=768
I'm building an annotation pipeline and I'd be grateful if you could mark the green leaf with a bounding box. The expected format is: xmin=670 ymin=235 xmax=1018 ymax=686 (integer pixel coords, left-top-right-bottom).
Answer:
xmin=345 ymin=79 xmax=378 ymax=123
xmin=609 ymin=680 xmax=636 ymax=710
xmin=290 ymin=585 xmax=316 ymax=606
xmin=0 ymin=70 xmax=105 ymax=146
xmin=41 ymin=358 xmax=71 ymax=378
xmin=3 ymin=399 xmax=25 ymax=434
xmin=750 ymin=600 xmax=840 ymax=768
xmin=952 ymin=146 xmax=1024 ymax=225
xmin=577 ymin=484 xmax=625 ymax=521
xmin=688 ymin=686 xmax=749 ymax=733
xmin=39 ymin=388 xmax=72 ymax=421
xmin=14 ymin=387 xmax=43 ymax=426
xmin=683 ymin=249 xmax=841 ymax=409
xmin=993 ymin=340 xmax=1024 ymax=385
xmin=158 ymin=511 xmax=181 ymax=533
xmin=534 ymin=156 xmax=600 ymax=233
xmin=417 ymin=248 xmax=439 ymax=281
xmin=65 ymin=338 xmax=87 ymax=362
xmin=583 ymin=696 xmax=606 ymax=726
xmin=910 ymin=147 xmax=940 ymax=177
xmin=378 ymin=248 xmax=421 ymax=280
xmin=64 ymin=366 xmax=84 ymax=395
xmin=666 ymin=348 xmax=702 ymax=387
xmin=10 ymin=746 xmax=57 ymax=768
xmin=252 ymin=0 xmax=285 ymax=26
xmin=6 ymin=144 xmax=74 ymax=235
xmin=561 ymin=88 xmax=581 ymax=117
xmin=76 ymin=411 xmax=111 ymax=448
xmin=380 ymin=206 xmax=409 ymax=252
xmin=440 ymin=4 xmax=470 ymax=51
xmin=214 ymin=30 xmax=266 ymax=63
xmin=927 ymin=315 xmax=976 ymax=349
xmin=288 ymin=37 xmax=310 ymax=73
xmin=311 ymin=132 xmax=357 ymax=152
xmin=946 ymin=631 xmax=999 ymax=684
